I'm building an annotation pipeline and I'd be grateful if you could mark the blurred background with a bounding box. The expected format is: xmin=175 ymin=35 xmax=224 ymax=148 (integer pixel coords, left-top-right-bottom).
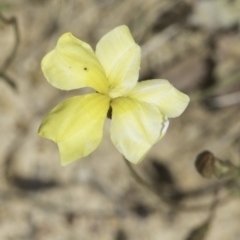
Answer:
xmin=0 ymin=0 xmax=240 ymax=239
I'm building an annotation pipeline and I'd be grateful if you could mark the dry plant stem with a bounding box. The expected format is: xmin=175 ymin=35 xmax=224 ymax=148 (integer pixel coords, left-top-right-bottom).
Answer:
xmin=124 ymin=158 xmax=164 ymax=198
xmin=190 ymin=71 xmax=240 ymax=102
xmin=123 ymin=157 xmax=168 ymax=212
xmin=142 ymin=24 xmax=180 ymax=58
xmin=0 ymin=72 xmax=16 ymax=89
xmin=124 ymin=157 xmax=231 ymax=213
xmin=209 ymin=91 xmax=240 ymax=108
xmin=0 ymin=11 xmax=19 ymax=89
xmin=0 ymin=12 xmax=19 ymax=71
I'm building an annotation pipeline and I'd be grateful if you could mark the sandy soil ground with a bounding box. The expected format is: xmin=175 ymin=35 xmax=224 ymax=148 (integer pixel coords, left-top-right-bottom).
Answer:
xmin=0 ymin=0 xmax=240 ymax=239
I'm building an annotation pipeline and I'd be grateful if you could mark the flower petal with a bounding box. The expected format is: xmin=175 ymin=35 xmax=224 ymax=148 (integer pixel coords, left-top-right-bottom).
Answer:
xmin=127 ymin=79 xmax=190 ymax=118
xmin=38 ymin=93 xmax=110 ymax=166
xmin=110 ymin=97 xmax=169 ymax=164
xmin=41 ymin=33 xmax=108 ymax=94
xmin=96 ymin=25 xmax=141 ymax=97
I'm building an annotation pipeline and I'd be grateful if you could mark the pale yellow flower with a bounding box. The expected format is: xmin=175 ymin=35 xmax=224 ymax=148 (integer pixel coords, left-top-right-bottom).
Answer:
xmin=38 ymin=25 xmax=189 ymax=166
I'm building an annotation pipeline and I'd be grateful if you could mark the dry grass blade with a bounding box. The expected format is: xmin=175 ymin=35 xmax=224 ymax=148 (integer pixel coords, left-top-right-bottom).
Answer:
xmin=0 ymin=11 xmax=19 ymax=89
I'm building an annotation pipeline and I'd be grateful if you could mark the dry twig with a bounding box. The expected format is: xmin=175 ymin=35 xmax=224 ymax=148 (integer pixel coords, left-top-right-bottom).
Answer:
xmin=0 ymin=11 xmax=20 ymax=89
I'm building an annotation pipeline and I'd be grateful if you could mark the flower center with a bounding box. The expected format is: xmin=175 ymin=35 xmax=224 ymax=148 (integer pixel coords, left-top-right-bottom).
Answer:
xmin=108 ymin=89 xmax=122 ymax=99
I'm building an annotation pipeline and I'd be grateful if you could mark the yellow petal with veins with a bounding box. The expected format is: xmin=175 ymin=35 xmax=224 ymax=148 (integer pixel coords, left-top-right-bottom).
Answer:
xmin=41 ymin=33 xmax=108 ymax=94
xmin=38 ymin=93 xmax=110 ymax=165
xmin=96 ymin=25 xmax=141 ymax=97
xmin=127 ymin=79 xmax=190 ymax=118
xmin=110 ymin=97 xmax=169 ymax=164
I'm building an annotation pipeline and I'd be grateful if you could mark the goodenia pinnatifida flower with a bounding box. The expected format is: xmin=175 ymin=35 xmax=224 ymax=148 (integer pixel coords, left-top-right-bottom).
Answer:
xmin=38 ymin=25 xmax=189 ymax=166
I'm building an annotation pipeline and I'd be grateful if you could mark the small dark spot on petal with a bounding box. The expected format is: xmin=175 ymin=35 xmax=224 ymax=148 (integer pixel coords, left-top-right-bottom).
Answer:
xmin=84 ymin=67 xmax=88 ymax=71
